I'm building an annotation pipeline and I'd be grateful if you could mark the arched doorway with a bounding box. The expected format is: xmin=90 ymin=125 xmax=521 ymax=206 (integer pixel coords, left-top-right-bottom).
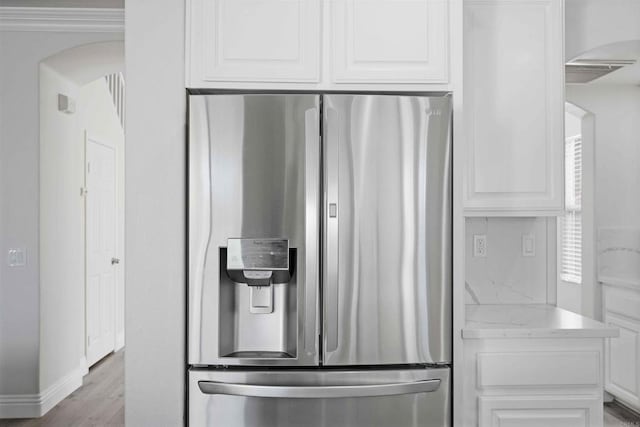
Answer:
xmin=38 ymin=40 xmax=125 ymax=417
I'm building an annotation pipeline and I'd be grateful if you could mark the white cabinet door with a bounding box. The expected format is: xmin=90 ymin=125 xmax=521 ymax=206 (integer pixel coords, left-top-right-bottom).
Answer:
xmin=603 ymin=286 xmax=640 ymax=411
xmin=464 ymin=0 xmax=564 ymax=215
xmin=187 ymin=0 xmax=320 ymax=84
xmin=479 ymin=396 xmax=601 ymax=427
xmin=330 ymin=0 xmax=449 ymax=84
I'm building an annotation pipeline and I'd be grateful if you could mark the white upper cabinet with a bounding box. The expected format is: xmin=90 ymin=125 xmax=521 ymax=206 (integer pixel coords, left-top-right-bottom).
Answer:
xmin=187 ymin=0 xmax=321 ymax=84
xmin=330 ymin=0 xmax=449 ymax=84
xmin=186 ymin=0 xmax=451 ymax=89
xmin=464 ymin=0 xmax=564 ymax=215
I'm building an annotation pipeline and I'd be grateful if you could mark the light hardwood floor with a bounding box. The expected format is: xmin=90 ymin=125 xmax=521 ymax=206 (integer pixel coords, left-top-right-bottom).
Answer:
xmin=0 ymin=350 xmax=123 ymax=427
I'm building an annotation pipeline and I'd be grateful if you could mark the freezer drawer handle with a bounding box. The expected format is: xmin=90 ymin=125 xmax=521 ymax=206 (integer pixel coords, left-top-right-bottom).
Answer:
xmin=197 ymin=379 xmax=440 ymax=398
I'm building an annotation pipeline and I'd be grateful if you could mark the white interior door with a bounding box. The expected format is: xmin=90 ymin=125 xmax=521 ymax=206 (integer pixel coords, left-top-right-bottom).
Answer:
xmin=86 ymin=135 xmax=117 ymax=367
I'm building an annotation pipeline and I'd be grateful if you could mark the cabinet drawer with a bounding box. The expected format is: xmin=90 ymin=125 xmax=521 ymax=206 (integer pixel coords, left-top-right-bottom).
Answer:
xmin=477 ymin=352 xmax=600 ymax=388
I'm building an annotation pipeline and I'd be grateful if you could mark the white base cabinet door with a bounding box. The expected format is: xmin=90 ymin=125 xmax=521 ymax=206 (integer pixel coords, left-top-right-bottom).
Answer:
xmin=464 ymin=0 xmax=564 ymax=215
xmin=603 ymin=285 xmax=640 ymax=412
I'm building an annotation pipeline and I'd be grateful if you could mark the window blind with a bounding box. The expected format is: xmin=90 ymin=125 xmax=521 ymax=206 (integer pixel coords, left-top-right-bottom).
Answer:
xmin=561 ymin=135 xmax=582 ymax=284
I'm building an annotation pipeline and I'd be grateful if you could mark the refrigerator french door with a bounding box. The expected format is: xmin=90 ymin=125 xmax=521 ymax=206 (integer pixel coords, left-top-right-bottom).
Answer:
xmin=188 ymin=93 xmax=452 ymax=427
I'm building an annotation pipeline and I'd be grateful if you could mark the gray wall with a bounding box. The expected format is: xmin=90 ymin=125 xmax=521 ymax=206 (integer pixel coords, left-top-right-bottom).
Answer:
xmin=0 ymin=30 xmax=122 ymax=396
xmin=124 ymin=0 xmax=186 ymax=424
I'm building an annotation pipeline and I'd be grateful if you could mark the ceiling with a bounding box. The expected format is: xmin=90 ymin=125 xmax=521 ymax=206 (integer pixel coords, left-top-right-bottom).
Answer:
xmin=0 ymin=0 xmax=123 ymax=8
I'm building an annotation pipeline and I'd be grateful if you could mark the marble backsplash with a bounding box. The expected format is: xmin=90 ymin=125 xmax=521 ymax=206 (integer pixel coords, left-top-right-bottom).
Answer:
xmin=598 ymin=227 xmax=640 ymax=285
xmin=466 ymin=217 xmax=549 ymax=304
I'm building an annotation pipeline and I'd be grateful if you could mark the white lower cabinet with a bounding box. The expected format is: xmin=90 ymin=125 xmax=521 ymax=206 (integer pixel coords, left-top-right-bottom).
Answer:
xmin=603 ymin=284 xmax=640 ymax=412
xmin=464 ymin=338 xmax=606 ymax=427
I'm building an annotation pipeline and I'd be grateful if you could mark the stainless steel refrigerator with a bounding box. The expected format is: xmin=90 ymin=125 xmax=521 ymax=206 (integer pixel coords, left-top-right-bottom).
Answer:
xmin=188 ymin=93 xmax=452 ymax=427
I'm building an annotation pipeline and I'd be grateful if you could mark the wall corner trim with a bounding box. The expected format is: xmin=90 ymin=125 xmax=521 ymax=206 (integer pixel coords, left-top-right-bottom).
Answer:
xmin=0 ymin=7 xmax=124 ymax=33
xmin=0 ymin=363 xmax=84 ymax=419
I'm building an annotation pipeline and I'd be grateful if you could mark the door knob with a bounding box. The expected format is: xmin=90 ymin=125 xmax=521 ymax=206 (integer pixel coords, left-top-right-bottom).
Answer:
xmin=111 ymin=257 xmax=120 ymax=265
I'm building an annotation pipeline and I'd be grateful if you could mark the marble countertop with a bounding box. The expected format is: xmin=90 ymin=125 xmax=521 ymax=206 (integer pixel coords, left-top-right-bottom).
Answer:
xmin=463 ymin=304 xmax=619 ymax=339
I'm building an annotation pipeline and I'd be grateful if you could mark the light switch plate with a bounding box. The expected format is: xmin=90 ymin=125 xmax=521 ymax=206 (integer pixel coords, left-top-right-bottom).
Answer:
xmin=522 ymin=234 xmax=535 ymax=257
xmin=8 ymin=248 xmax=26 ymax=267
xmin=473 ymin=235 xmax=487 ymax=257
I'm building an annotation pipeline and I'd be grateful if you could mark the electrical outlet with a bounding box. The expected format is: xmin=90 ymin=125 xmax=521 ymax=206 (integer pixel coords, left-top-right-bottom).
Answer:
xmin=473 ymin=235 xmax=487 ymax=257
xmin=7 ymin=249 xmax=26 ymax=267
xmin=522 ymin=234 xmax=536 ymax=257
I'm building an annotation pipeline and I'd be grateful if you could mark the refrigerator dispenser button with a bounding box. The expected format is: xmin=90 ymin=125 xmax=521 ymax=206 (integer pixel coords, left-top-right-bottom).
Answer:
xmin=250 ymin=285 xmax=273 ymax=314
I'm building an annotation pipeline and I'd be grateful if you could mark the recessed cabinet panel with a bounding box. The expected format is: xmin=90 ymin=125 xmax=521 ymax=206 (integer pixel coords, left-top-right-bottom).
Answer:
xmin=464 ymin=0 xmax=563 ymax=214
xmin=331 ymin=0 xmax=449 ymax=83
xmin=191 ymin=0 xmax=320 ymax=83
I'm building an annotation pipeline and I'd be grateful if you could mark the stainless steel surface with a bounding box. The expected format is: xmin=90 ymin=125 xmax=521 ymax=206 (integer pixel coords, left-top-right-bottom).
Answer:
xmin=198 ymin=379 xmax=440 ymax=398
xmin=304 ymin=107 xmax=320 ymax=357
xmin=189 ymin=367 xmax=451 ymax=427
xmin=189 ymin=94 xmax=320 ymax=366
xmin=322 ymin=94 xmax=452 ymax=365
xmin=324 ymin=106 xmax=340 ymax=353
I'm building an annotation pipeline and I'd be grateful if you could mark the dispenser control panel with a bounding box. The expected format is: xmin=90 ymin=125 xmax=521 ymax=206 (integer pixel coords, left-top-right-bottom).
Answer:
xmin=227 ymin=238 xmax=289 ymax=271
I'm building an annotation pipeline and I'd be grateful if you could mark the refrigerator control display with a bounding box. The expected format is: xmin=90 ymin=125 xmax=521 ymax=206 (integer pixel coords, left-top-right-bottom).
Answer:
xmin=227 ymin=238 xmax=289 ymax=271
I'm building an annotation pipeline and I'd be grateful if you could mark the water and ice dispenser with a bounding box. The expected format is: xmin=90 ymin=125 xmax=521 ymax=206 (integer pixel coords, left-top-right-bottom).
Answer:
xmin=219 ymin=238 xmax=297 ymax=359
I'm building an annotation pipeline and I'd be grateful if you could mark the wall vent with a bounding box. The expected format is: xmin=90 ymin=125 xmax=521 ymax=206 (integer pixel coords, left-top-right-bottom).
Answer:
xmin=565 ymin=59 xmax=636 ymax=84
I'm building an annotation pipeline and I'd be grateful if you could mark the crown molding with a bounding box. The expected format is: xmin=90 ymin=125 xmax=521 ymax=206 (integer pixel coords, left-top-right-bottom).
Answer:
xmin=0 ymin=7 xmax=124 ymax=33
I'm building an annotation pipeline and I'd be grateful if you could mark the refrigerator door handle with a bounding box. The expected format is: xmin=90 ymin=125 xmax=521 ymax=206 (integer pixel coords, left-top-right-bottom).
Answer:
xmin=197 ymin=379 xmax=441 ymax=398
xmin=324 ymin=106 xmax=340 ymax=353
xmin=304 ymin=107 xmax=320 ymax=357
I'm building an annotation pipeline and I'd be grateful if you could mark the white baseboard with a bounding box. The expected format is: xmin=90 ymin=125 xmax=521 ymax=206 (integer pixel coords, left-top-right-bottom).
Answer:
xmin=115 ymin=330 xmax=125 ymax=352
xmin=0 ymin=393 xmax=40 ymax=419
xmin=0 ymin=362 xmax=84 ymax=419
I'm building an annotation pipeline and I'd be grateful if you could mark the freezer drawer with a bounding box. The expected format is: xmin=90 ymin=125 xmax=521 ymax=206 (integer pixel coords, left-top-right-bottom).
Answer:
xmin=189 ymin=367 xmax=450 ymax=427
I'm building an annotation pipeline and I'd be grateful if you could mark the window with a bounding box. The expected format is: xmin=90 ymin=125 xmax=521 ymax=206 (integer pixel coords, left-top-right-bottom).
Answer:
xmin=561 ymin=135 xmax=582 ymax=284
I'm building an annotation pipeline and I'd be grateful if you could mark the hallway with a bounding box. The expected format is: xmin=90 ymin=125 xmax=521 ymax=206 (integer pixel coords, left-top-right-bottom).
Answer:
xmin=0 ymin=351 xmax=123 ymax=427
